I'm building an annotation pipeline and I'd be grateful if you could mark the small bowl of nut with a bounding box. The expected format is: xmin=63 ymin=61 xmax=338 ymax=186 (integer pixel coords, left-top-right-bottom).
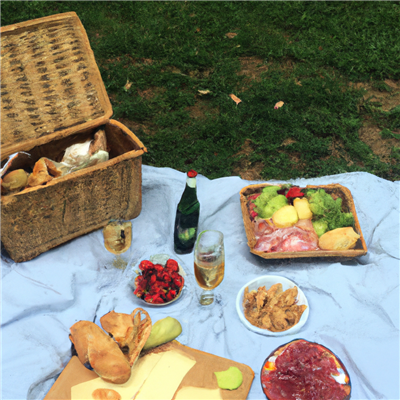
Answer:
xmin=236 ymin=275 xmax=309 ymax=336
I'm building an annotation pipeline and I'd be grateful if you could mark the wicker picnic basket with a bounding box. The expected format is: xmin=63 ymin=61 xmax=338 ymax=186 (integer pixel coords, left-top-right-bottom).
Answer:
xmin=1 ymin=12 xmax=147 ymax=262
xmin=240 ymin=183 xmax=368 ymax=260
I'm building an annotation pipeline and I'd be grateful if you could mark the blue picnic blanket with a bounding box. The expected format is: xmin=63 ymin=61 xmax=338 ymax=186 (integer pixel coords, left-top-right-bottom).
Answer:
xmin=1 ymin=165 xmax=399 ymax=400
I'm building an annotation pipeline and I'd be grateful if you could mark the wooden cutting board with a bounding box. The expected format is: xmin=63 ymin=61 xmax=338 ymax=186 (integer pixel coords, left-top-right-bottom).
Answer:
xmin=44 ymin=341 xmax=255 ymax=399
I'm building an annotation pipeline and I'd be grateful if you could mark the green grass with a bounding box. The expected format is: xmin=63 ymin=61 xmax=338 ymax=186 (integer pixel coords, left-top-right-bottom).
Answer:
xmin=2 ymin=1 xmax=400 ymax=180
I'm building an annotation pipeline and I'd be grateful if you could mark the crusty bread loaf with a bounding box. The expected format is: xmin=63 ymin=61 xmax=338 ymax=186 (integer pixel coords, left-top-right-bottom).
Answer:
xmin=100 ymin=308 xmax=152 ymax=366
xmin=69 ymin=321 xmax=131 ymax=384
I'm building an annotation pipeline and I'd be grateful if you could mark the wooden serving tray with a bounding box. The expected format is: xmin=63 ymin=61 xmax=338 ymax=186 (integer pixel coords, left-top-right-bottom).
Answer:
xmin=44 ymin=341 xmax=255 ymax=400
xmin=240 ymin=183 xmax=368 ymax=260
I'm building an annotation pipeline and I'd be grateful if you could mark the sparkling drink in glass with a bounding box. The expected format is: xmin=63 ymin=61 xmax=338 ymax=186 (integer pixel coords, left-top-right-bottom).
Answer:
xmin=194 ymin=230 xmax=224 ymax=305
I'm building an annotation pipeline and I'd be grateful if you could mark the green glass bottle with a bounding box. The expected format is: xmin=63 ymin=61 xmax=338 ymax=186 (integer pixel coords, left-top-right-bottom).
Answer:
xmin=174 ymin=170 xmax=200 ymax=254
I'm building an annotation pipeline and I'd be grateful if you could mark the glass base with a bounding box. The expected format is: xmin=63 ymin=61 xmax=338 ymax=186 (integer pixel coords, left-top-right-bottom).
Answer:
xmin=199 ymin=291 xmax=214 ymax=305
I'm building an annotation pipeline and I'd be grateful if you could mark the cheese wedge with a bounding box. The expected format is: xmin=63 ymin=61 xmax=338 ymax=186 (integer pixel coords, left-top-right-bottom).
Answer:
xmin=71 ymin=353 xmax=162 ymax=400
xmin=134 ymin=351 xmax=196 ymax=400
xmin=174 ymin=386 xmax=223 ymax=400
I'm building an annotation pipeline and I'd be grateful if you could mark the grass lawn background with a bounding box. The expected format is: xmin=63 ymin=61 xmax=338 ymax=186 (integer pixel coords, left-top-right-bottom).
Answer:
xmin=2 ymin=1 xmax=400 ymax=181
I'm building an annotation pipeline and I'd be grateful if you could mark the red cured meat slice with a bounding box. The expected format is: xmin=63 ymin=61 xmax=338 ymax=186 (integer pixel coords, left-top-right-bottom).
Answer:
xmin=276 ymin=228 xmax=319 ymax=252
xmin=254 ymin=219 xmax=318 ymax=253
xmin=254 ymin=219 xmax=275 ymax=239
xmin=254 ymin=230 xmax=283 ymax=252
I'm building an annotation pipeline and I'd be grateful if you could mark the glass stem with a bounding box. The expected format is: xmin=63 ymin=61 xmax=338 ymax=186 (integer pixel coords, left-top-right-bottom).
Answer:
xmin=199 ymin=289 xmax=214 ymax=305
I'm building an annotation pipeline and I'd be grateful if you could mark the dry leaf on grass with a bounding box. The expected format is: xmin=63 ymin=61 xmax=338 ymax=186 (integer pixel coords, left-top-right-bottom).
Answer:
xmin=229 ymin=94 xmax=242 ymax=105
xmin=198 ymin=89 xmax=211 ymax=95
xmin=274 ymin=101 xmax=284 ymax=109
xmin=226 ymin=32 xmax=237 ymax=39
xmin=124 ymin=79 xmax=133 ymax=91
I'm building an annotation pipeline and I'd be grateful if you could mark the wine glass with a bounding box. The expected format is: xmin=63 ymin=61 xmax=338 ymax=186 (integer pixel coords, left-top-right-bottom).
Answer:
xmin=194 ymin=230 xmax=225 ymax=305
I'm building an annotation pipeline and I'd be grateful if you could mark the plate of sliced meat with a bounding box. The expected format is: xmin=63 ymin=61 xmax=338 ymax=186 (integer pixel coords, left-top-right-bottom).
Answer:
xmin=261 ymin=339 xmax=351 ymax=400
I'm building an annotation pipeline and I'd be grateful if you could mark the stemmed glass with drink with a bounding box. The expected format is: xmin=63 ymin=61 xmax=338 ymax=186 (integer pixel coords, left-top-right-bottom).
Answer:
xmin=194 ymin=230 xmax=225 ymax=305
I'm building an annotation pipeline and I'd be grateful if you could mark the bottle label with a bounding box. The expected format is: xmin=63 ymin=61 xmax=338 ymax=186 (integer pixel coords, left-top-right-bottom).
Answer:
xmin=178 ymin=227 xmax=197 ymax=241
xmin=187 ymin=177 xmax=196 ymax=188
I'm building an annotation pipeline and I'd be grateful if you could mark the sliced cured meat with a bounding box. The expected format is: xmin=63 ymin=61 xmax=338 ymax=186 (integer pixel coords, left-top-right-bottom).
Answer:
xmin=261 ymin=339 xmax=351 ymax=400
xmin=276 ymin=228 xmax=319 ymax=252
xmin=254 ymin=219 xmax=319 ymax=253
xmin=254 ymin=229 xmax=283 ymax=252
xmin=295 ymin=218 xmax=316 ymax=232
xmin=253 ymin=219 xmax=275 ymax=239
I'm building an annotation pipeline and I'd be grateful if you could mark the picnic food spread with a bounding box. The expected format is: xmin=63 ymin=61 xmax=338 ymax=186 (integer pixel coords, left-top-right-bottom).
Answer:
xmin=4 ymin=12 xmax=388 ymax=400
xmin=245 ymin=184 xmax=362 ymax=254
xmin=52 ymin=306 xmax=253 ymax=400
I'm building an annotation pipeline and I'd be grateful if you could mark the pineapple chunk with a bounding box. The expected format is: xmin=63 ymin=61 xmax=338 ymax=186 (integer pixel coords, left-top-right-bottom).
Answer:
xmin=293 ymin=198 xmax=313 ymax=220
xmin=272 ymin=205 xmax=299 ymax=228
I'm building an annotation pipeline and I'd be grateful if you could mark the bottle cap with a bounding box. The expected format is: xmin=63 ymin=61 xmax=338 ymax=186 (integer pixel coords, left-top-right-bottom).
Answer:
xmin=188 ymin=170 xmax=197 ymax=178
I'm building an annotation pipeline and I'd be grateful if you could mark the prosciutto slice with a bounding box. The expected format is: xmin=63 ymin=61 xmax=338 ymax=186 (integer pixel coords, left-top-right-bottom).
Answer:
xmin=254 ymin=219 xmax=274 ymax=239
xmin=254 ymin=218 xmax=319 ymax=253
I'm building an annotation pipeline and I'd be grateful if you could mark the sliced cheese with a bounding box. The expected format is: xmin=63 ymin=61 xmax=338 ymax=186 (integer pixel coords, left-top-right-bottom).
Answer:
xmin=174 ymin=386 xmax=223 ymax=400
xmin=71 ymin=353 xmax=162 ymax=400
xmin=134 ymin=350 xmax=196 ymax=400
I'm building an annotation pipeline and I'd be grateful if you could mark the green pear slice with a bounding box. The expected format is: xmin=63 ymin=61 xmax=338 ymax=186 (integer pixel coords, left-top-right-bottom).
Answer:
xmin=214 ymin=366 xmax=243 ymax=390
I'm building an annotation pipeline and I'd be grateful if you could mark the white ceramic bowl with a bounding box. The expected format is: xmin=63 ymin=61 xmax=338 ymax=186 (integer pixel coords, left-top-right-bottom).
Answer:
xmin=133 ymin=254 xmax=186 ymax=307
xmin=236 ymin=275 xmax=309 ymax=336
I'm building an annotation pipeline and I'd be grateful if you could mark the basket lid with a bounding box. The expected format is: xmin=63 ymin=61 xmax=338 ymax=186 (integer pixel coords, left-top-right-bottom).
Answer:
xmin=1 ymin=12 xmax=113 ymax=160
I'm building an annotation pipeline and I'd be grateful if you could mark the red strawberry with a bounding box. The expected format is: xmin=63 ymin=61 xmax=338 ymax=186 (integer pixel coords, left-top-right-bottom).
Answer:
xmin=166 ymin=290 xmax=177 ymax=301
xmin=139 ymin=260 xmax=154 ymax=271
xmin=133 ymin=287 xmax=144 ymax=297
xmin=165 ymin=259 xmax=179 ymax=272
xmin=173 ymin=276 xmax=184 ymax=288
